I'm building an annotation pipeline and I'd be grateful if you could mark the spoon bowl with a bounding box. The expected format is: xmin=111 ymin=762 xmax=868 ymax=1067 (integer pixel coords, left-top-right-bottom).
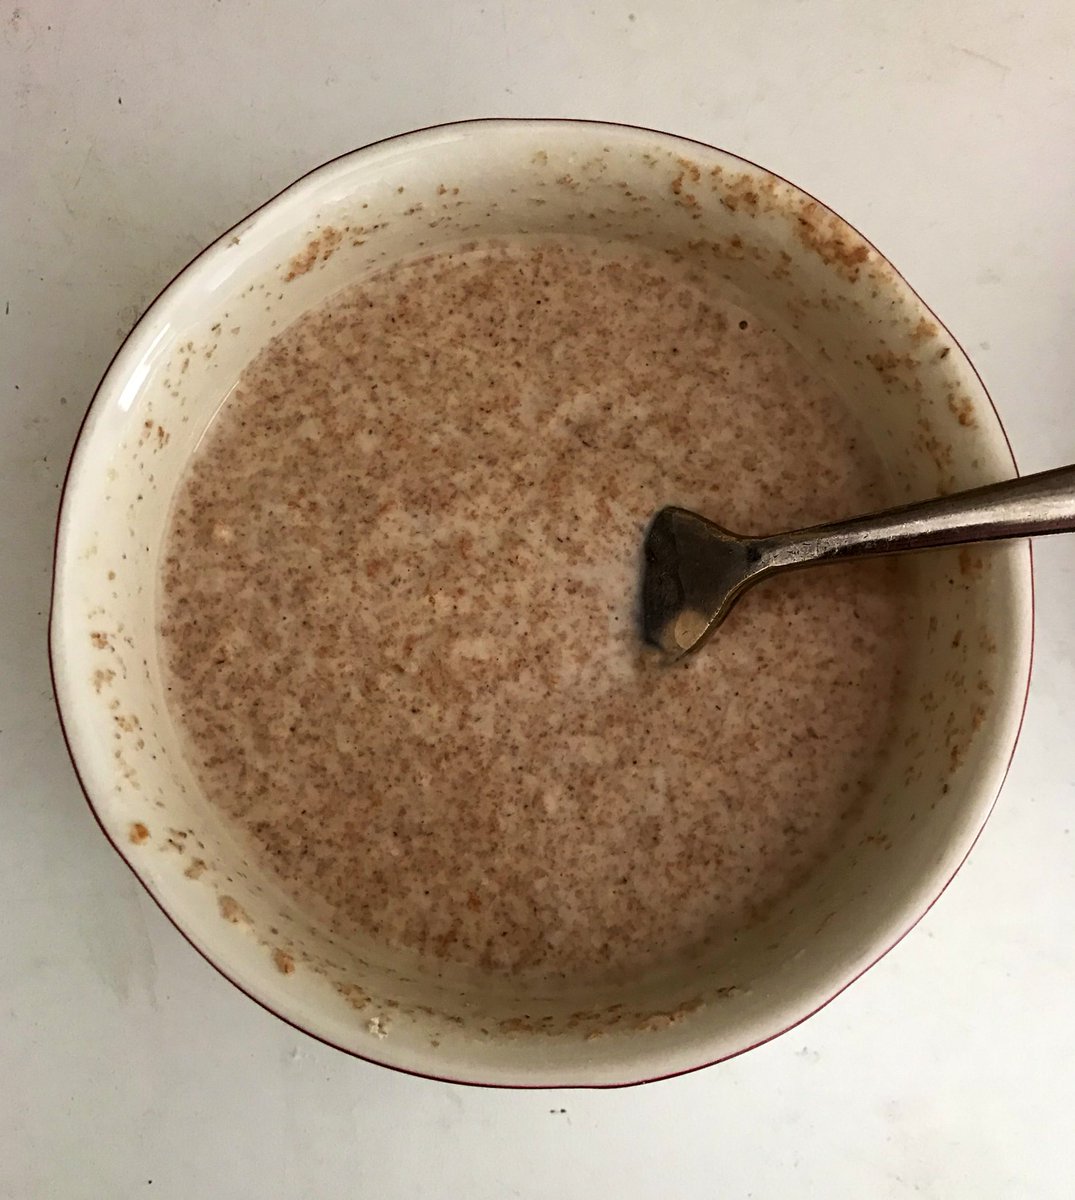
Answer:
xmin=51 ymin=118 xmax=1034 ymax=1087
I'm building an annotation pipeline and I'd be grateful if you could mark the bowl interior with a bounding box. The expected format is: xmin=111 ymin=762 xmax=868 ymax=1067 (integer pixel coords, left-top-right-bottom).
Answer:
xmin=52 ymin=121 xmax=1031 ymax=1086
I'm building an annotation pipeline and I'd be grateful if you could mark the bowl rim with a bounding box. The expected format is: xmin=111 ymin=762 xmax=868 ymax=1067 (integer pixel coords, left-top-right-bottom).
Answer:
xmin=48 ymin=116 xmax=1035 ymax=1089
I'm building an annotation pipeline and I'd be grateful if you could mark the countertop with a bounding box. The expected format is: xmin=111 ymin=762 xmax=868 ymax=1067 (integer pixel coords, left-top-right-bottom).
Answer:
xmin=2 ymin=2 xmax=1072 ymax=1196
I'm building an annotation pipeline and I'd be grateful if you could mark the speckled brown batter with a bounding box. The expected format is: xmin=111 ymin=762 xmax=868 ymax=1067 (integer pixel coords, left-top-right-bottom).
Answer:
xmin=160 ymin=238 xmax=910 ymax=986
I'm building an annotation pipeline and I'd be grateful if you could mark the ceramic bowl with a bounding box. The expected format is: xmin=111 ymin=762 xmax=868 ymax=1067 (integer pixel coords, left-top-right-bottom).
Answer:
xmin=50 ymin=120 xmax=1032 ymax=1087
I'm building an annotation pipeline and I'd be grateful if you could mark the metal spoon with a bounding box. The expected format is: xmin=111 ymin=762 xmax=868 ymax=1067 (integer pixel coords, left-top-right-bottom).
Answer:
xmin=641 ymin=463 xmax=1075 ymax=658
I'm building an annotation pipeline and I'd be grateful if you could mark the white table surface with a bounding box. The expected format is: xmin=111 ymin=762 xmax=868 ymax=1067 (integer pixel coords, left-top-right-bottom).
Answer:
xmin=3 ymin=2 xmax=1073 ymax=1196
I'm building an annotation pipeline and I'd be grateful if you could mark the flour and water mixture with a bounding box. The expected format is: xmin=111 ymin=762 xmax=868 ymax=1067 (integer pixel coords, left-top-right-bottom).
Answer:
xmin=160 ymin=238 xmax=909 ymax=986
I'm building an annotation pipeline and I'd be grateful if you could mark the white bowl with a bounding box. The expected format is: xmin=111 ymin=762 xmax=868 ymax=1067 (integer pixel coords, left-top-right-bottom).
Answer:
xmin=50 ymin=120 xmax=1032 ymax=1087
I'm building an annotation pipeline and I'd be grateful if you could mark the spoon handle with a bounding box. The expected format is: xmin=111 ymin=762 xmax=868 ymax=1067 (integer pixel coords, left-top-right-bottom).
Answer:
xmin=757 ymin=463 xmax=1075 ymax=570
